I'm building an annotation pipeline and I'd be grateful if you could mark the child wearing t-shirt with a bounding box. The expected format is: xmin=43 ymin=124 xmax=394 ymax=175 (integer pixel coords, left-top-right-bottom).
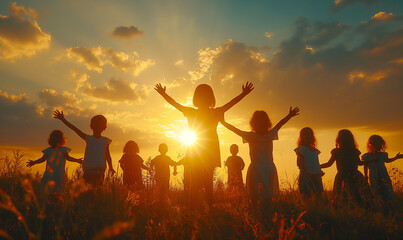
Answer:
xmin=53 ymin=110 xmax=115 ymax=187
xmin=225 ymin=144 xmax=245 ymax=189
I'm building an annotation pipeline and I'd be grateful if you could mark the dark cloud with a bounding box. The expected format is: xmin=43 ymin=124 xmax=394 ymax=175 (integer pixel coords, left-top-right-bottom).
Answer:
xmin=0 ymin=2 xmax=51 ymax=61
xmin=358 ymin=12 xmax=403 ymax=31
xmin=331 ymin=0 xmax=381 ymax=11
xmin=189 ymin=17 xmax=403 ymax=130
xmin=66 ymin=46 xmax=104 ymax=73
xmin=38 ymin=89 xmax=80 ymax=107
xmin=112 ymin=25 xmax=144 ymax=39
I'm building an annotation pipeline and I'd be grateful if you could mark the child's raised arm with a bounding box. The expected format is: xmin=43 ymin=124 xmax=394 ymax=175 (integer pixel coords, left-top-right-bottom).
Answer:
xmin=274 ymin=107 xmax=300 ymax=130
xmin=154 ymin=83 xmax=191 ymax=113
xmin=385 ymin=152 xmax=403 ymax=163
xmin=53 ymin=110 xmax=86 ymax=140
xmin=26 ymin=155 xmax=46 ymax=167
xmin=220 ymin=115 xmax=248 ymax=138
xmin=218 ymin=82 xmax=254 ymax=112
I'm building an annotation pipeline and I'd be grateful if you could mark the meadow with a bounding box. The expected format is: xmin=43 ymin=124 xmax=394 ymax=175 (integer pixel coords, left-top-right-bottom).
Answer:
xmin=1 ymin=151 xmax=402 ymax=240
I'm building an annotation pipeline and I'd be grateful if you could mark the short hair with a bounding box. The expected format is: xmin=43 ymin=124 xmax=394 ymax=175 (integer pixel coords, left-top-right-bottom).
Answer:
xmin=159 ymin=143 xmax=168 ymax=154
xmin=91 ymin=115 xmax=107 ymax=130
xmin=48 ymin=130 xmax=66 ymax=147
xmin=297 ymin=127 xmax=317 ymax=148
xmin=367 ymin=135 xmax=386 ymax=152
xmin=336 ymin=129 xmax=358 ymax=149
xmin=230 ymin=144 xmax=239 ymax=155
xmin=193 ymin=84 xmax=216 ymax=108
xmin=123 ymin=140 xmax=139 ymax=154
xmin=249 ymin=110 xmax=272 ymax=134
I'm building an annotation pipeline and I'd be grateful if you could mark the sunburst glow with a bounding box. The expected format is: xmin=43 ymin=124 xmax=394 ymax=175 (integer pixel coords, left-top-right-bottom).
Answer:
xmin=180 ymin=130 xmax=197 ymax=146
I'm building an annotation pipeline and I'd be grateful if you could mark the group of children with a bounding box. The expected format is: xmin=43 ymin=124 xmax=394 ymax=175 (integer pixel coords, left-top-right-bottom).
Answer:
xmin=27 ymin=82 xmax=401 ymax=208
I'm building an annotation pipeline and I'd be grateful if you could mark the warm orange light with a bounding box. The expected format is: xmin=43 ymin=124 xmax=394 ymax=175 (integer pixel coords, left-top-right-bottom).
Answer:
xmin=180 ymin=130 xmax=197 ymax=146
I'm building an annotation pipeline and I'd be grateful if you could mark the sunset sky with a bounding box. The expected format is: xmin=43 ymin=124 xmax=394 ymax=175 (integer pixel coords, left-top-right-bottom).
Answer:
xmin=1 ymin=0 xmax=403 ymax=189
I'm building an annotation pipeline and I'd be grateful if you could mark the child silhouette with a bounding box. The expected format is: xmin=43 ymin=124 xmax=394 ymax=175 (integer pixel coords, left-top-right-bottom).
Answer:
xmin=295 ymin=127 xmax=324 ymax=198
xmin=321 ymin=129 xmax=369 ymax=204
xmin=150 ymin=143 xmax=176 ymax=202
xmin=53 ymin=110 xmax=115 ymax=187
xmin=174 ymin=157 xmax=190 ymax=195
xmin=27 ymin=130 xmax=83 ymax=194
xmin=155 ymin=82 xmax=254 ymax=207
xmin=362 ymin=135 xmax=403 ymax=201
xmin=119 ymin=140 xmax=150 ymax=189
xmin=221 ymin=107 xmax=299 ymax=203
xmin=225 ymin=144 xmax=245 ymax=189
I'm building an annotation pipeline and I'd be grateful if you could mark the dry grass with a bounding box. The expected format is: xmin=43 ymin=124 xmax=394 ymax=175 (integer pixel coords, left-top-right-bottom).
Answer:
xmin=0 ymin=152 xmax=402 ymax=240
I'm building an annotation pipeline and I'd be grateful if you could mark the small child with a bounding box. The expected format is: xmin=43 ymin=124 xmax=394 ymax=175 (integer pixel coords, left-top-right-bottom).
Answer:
xmin=27 ymin=130 xmax=83 ymax=194
xmin=321 ymin=129 xmax=369 ymax=204
xmin=221 ymin=107 xmax=300 ymax=203
xmin=119 ymin=140 xmax=149 ymax=189
xmin=173 ymin=157 xmax=190 ymax=194
xmin=362 ymin=135 xmax=403 ymax=201
xmin=53 ymin=110 xmax=115 ymax=187
xmin=225 ymin=144 xmax=245 ymax=189
xmin=150 ymin=143 xmax=176 ymax=202
xmin=294 ymin=127 xmax=323 ymax=197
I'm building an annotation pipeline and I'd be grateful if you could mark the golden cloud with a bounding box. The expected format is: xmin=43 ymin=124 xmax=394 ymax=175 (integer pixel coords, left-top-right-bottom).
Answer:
xmin=0 ymin=2 xmax=51 ymax=61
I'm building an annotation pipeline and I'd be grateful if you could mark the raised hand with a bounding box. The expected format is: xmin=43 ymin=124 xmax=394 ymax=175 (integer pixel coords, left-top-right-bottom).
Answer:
xmin=288 ymin=107 xmax=300 ymax=118
xmin=154 ymin=83 xmax=167 ymax=95
xmin=53 ymin=110 xmax=65 ymax=121
xmin=242 ymin=82 xmax=254 ymax=95
xmin=394 ymin=152 xmax=403 ymax=159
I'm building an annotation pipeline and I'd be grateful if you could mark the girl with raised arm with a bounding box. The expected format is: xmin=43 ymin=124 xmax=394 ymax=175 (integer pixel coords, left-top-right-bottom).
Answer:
xmin=155 ymin=82 xmax=254 ymax=208
xmin=220 ymin=107 xmax=300 ymax=204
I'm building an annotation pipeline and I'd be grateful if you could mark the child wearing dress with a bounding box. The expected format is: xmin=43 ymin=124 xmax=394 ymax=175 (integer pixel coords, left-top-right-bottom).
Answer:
xmin=119 ymin=140 xmax=150 ymax=189
xmin=155 ymin=82 xmax=254 ymax=207
xmin=27 ymin=130 xmax=83 ymax=194
xmin=225 ymin=144 xmax=245 ymax=189
xmin=53 ymin=110 xmax=115 ymax=187
xmin=150 ymin=143 xmax=176 ymax=202
xmin=362 ymin=135 xmax=403 ymax=201
xmin=294 ymin=127 xmax=324 ymax=197
xmin=320 ymin=129 xmax=369 ymax=204
xmin=221 ymin=107 xmax=300 ymax=202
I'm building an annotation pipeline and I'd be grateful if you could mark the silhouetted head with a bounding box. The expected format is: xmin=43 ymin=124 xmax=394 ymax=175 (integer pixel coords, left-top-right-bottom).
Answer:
xmin=336 ymin=129 xmax=357 ymax=149
xmin=297 ymin=127 xmax=317 ymax=148
xmin=48 ymin=130 xmax=66 ymax=147
xmin=193 ymin=84 xmax=216 ymax=109
xmin=250 ymin=110 xmax=272 ymax=134
xmin=123 ymin=140 xmax=139 ymax=154
xmin=159 ymin=143 xmax=168 ymax=155
xmin=230 ymin=144 xmax=239 ymax=156
xmin=367 ymin=135 xmax=386 ymax=153
xmin=90 ymin=115 xmax=107 ymax=133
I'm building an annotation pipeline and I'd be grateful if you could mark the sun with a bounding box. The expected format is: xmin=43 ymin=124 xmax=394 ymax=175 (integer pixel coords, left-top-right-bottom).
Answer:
xmin=180 ymin=130 xmax=197 ymax=146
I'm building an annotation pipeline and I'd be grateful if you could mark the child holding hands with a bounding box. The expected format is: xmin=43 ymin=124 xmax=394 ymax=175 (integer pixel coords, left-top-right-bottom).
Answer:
xmin=27 ymin=130 xmax=83 ymax=194
xmin=53 ymin=110 xmax=115 ymax=187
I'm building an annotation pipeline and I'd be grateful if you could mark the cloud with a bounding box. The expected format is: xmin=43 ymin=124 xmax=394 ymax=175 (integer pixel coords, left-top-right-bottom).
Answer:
xmin=65 ymin=46 xmax=154 ymax=76
xmin=332 ymin=0 xmax=380 ymax=11
xmin=174 ymin=59 xmax=184 ymax=66
xmin=264 ymin=32 xmax=273 ymax=39
xmin=0 ymin=2 xmax=51 ymax=61
xmin=359 ymin=12 xmax=403 ymax=30
xmin=75 ymin=76 xmax=148 ymax=103
xmin=0 ymin=89 xmax=158 ymax=151
xmin=185 ymin=17 xmax=403 ymax=130
xmin=112 ymin=25 xmax=144 ymax=39
xmin=38 ymin=89 xmax=80 ymax=107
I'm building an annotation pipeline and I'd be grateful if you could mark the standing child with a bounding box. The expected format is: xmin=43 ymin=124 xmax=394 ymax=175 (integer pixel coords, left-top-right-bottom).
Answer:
xmin=295 ymin=127 xmax=324 ymax=198
xmin=150 ymin=143 xmax=176 ymax=202
xmin=362 ymin=135 xmax=403 ymax=201
xmin=173 ymin=157 xmax=190 ymax=195
xmin=225 ymin=144 xmax=245 ymax=189
xmin=27 ymin=130 xmax=83 ymax=194
xmin=53 ymin=110 xmax=115 ymax=187
xmin=221 ymin=107 xmax=300 ymax=203
xmin=320 ymin=129 xmax=369 ymax=204
xmin=119 ymin=140 xmax=150 ymax=189
xmin=155 ymin=82 xmax=254 ymax=207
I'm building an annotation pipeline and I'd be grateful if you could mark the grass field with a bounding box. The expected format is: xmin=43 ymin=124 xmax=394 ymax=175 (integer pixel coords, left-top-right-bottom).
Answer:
xmin=1 ymin=151 xmax=402 ymax=240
